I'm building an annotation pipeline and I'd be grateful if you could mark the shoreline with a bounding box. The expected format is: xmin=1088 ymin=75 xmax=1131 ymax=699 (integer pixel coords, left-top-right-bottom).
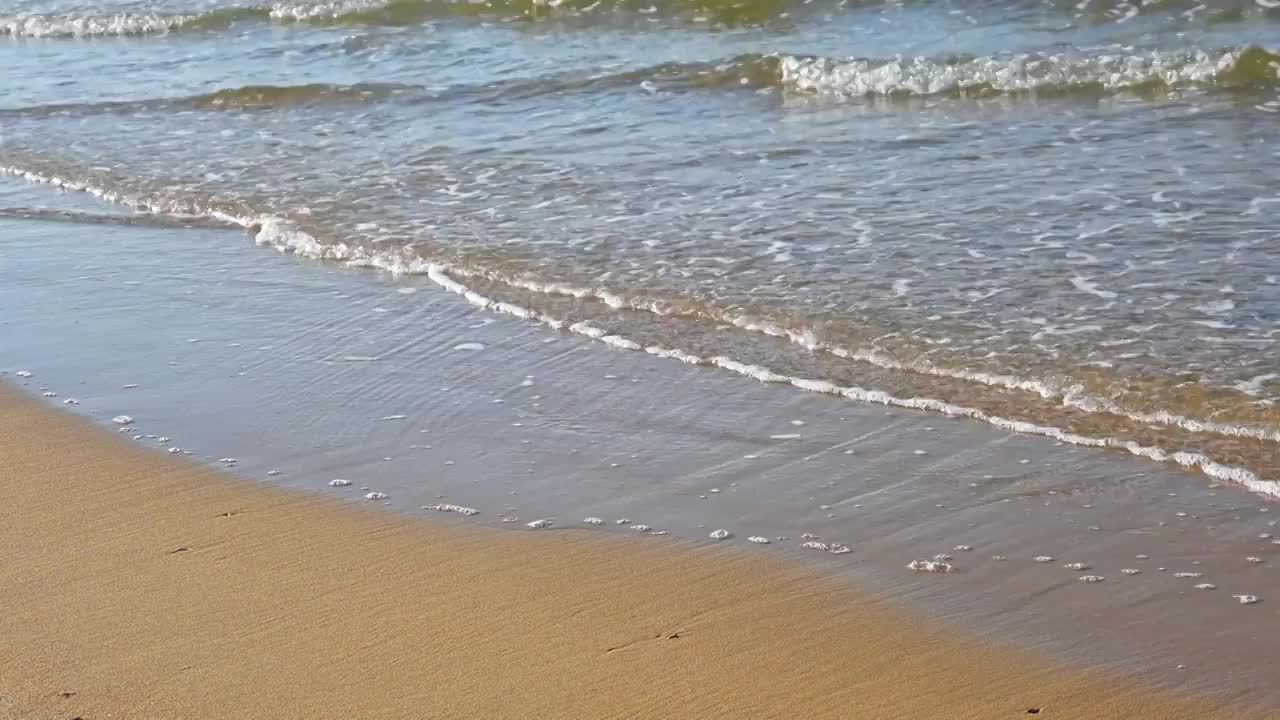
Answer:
xmin=0 ymin=383 xmax=1266 ymax=719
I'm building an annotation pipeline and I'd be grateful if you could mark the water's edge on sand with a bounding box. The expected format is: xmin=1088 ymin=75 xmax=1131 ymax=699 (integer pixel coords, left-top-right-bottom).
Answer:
xmin=0 ymin=383 xmax=1264 ymax=720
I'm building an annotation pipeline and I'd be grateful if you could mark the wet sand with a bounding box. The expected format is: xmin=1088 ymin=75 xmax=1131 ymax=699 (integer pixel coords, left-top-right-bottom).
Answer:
xmin=2 ymin=181 xmax=1279 ymax=710
xmin=0 ymin=383 xmax=1267 ymax=720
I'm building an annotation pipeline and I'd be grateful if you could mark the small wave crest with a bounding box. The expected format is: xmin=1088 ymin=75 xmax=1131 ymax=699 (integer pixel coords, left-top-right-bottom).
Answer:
xmin=0 ymin=7 xmax=267 ymax=38
xmin=780 ymin=45 xmax=1280 ymax=98
xmin=0 ymin=0 xmax=797 ymax=36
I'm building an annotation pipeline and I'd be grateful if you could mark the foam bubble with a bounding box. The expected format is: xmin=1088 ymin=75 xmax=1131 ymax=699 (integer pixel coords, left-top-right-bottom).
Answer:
xmin=329 ymin=478 xmax=352 ymax=487
xmin=908 ymin=559 xmax=954 ymax=573
xmin=424 ymin=503 xmax=479 ymax=516
xmin=709 ymin=529 xmax=731 ymax=540
xmin=364 ymin=491 xmax=387 ymax=500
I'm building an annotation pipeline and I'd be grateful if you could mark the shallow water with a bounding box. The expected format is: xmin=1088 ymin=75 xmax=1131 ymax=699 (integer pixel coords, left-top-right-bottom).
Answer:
xmin=2 ymin=180 xmax=1279 ymax=707
xmin=4 ymin=0 xmax=1280 ymax=493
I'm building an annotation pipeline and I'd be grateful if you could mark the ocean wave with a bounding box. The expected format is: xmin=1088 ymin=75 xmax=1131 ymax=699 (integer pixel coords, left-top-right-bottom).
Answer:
xmin=3 ymin=162 xmax=1279 ymax=500
xmin=780 ymin=45 xmax=1280 ymax=98
xmin=5 ymin=46 xmax=1274 ymax=121
xmin=0 ymin=82 xmax=424 ymax=118
xmin=0 ymin=0 xmax=801 ymax=36
xmin=6 ymin=0 xmax=1280 ymax=36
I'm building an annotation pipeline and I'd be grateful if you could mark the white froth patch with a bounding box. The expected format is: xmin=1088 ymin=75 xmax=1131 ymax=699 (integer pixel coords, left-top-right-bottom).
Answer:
xmin=525 ymin=519 xmax=553 ymax=529
xmin=63 ymin=398 xmax=79 ymax=405
xmin=908 ymin=559 xmax=954 ymax=573
xmin=1070 ymin=276 xmax=1118 ymax=300
xmin=397 ymin=287 xmax=416 ymax=294
xmin=769 ymin=433 xmax=801 ymax=440
xmin=953 ymin=545 xmax=973 ymax=552
xmin=747 ymin=536 xmax=771 ymax=544
xmin=583 ymin=517 xmax=604 ymax=525
xmin=1034 ymin=556 xmax=1055 ymax=563
xmin=41 ymin=391 xmax=56 ymax=398
xmin=380 ymin=414 xmax=407 ymax=421
xmin=632 ymin=525 xmax=652 ymax=532
xmin=1122 ymin=568 xmax=1141 ymax=575
xmin=329 ymin=478 xmax=352 ymax=487
xmin=1245 ymin=556 xmax=1264 ymax=564
xmin=424 ymin=503 xmax=479 ymax=516
xmin=708 ymin=529 xmax=731 ymax=540
xmin=266 ymin=470 xmax=281 ymax=476
xmin=453 ymin=343 xmax=485 ymax=351
xmin=1194 ymin=583 xmax=1217 ymax=590
xmin=1078 ymin=575 xmax=1106 ymax=583
xmin=112 ymin=415 xmax=134 ymax=425
xmin=1063 ymin=562 xmax=1090 ymax=571
xmin=616 ymin=518 xmax=632 ymax=525
xmin=802 ymin=541 xmax=831 ymax=551
xmin=1235 ymin=594 xmax=1261 ymax=604
xmin=1173 ymin=572 xmax=1203 ymax=579
xmin=364 ymin=492 xmax=388 ymax=500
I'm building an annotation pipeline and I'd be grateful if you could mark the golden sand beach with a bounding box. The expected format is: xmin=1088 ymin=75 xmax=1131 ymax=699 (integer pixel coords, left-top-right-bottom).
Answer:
xmin=0 ymin=384 xmax=1265 ymax=720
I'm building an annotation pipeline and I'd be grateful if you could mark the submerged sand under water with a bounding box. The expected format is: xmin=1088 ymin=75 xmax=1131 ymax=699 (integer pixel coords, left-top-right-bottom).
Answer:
xmin=1 ymin=190 xmax=1278 ymax=709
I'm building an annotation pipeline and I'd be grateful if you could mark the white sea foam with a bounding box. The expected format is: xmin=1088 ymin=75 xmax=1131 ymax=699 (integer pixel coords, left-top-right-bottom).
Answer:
xmin=908 ymin=559 xmax=954 ymax=573
xmin=779 ymin=47 xmax=1259 ymax=98
xmin=112 ymin=415 xmax=134 ymax=425
xmin=0 ymin=12 xmax=201 ymax=38
xmin=424 ymin=503 xmax=479 ymax=516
